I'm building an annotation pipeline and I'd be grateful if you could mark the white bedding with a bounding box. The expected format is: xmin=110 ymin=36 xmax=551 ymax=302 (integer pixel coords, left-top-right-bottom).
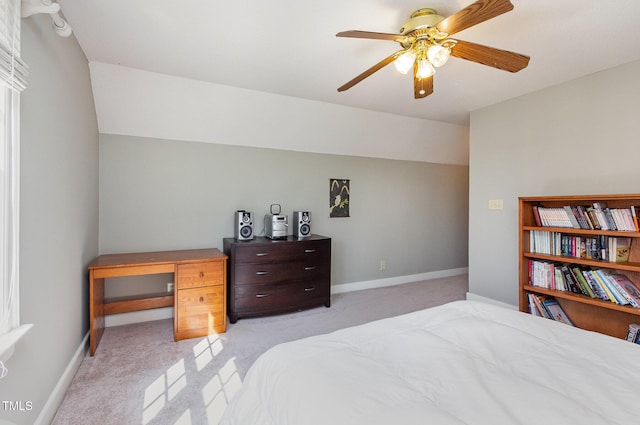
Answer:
xmin=221 ymin=300 xmax=640 ymax=425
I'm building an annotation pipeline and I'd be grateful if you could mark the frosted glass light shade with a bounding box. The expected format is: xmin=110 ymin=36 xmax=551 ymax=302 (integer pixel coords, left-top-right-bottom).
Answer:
xmin=416 ymin=57 xmax=434 ymax=79
xmin=427 ymin=44 xmax=451 ymax=67
xmin=394 ymin=50 xmax=416 ymax=74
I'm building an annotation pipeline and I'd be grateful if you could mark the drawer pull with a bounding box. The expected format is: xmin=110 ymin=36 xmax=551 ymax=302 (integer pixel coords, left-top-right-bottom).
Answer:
xmin=199 ymin=272 xmax=204 ymax=278
xmin=199 ymin=296 xmax=204 ymax=302
xmin=255 ymin=253 xmax=269 ymax=257
xmin=255 ymin=271 xmax=269 ymax=275
xmin=304 ymin=266 xmax=316 ymax=271
xmin=304 ymin=249 xmax=316 ymax=253
xmin=304 ymin=287 xmax=316 ymax=292
xmin=255 ymin=293 xmax=269 ymax=298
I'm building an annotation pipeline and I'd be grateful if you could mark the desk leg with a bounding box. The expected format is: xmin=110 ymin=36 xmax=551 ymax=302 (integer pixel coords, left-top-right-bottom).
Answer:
xmin=89 ymin=272 xmax=105 ymax=356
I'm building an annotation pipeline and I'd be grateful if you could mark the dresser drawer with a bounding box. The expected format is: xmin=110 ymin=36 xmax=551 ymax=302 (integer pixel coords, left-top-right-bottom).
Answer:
xmin=279 ymin=280 xmax=330 ymax=306
xmin=176 ymin=261 xmax=224 ymax=289
xmin=233 ymin=240 xmax=330 ymax=264
xmin=233 ymin=280 xmax=328 ymax=313
xmin=234 ymin=282 xmax=279 ymax=299
xmin=176 ymin=286 xmax=225 ymax=334
xmin=233 ymin=261 xmax=329 ymax=285
xmin=234 ymin=283 xmax=278 ymax=304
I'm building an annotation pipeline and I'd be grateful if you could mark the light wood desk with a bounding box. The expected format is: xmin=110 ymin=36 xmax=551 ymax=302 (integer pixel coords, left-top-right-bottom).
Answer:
xmin=88 ymin=248 xmax=227 ymax=356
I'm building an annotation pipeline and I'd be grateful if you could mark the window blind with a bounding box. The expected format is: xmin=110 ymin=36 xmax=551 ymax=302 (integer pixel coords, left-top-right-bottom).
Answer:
xmin=0 ymin=0 xmax=27 ymax=92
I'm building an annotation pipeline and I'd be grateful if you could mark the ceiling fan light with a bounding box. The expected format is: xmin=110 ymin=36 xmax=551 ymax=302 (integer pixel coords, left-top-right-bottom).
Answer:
xmin=394 ymin=50 xmax=416 ymax=74
xmin=427 ymin=44 xmax=451 ymax=67
xmin=416 ymin=57 xmax=434 ymax=79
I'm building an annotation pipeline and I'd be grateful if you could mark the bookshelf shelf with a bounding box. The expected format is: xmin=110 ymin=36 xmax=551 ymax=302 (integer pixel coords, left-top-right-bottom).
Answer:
xmin=522 ymin=252 xmax=640 ymax=273
xmin=522 ymin=285 xmax=640 ymax=316
xmin=522 ymin=225 xmax=640 ymax=238
xmin=519 ymin=194 xmax=640 ymax=339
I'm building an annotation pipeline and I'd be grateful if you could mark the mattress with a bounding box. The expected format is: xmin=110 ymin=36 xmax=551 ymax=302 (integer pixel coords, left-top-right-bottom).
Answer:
xmin=221 ymin=300 xmax=640 ymax=425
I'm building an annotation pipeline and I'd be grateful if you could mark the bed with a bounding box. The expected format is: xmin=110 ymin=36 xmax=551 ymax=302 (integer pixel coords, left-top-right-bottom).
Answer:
xmin=220 ymin=300 xmax=640 ymax=425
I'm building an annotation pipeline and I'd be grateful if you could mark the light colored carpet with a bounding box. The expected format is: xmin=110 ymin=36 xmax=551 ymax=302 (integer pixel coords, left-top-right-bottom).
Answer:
xmin=52 ymin=275 xmax=468 ymax=425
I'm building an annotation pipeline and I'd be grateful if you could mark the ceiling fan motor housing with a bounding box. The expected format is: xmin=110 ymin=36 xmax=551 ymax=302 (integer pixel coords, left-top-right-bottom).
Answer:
xmin=399 ymin=9 xmax=444 ymax=35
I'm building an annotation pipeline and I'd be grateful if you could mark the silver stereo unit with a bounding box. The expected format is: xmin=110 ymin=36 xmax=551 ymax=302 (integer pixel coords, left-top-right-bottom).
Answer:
xmin=234 ymin=210 xmax=254 ymax=240
xmin=265 ymin=214 xmax=288 ymax=239
xmin=293 ymin=211 xmax=311 ymax=238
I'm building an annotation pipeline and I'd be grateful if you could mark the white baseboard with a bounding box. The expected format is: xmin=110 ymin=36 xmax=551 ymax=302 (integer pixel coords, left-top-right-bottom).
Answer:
xmin=34 ymin=332 xmax=89 ymax=425
xmin=105 ymin=307 xmax=173 ymax=327
xmin=102 ymin=269 xmax=469 ymax=325
xmin=465 ymin=292 xmax=517 ymax=310
xmin=332 ymin=267 xmax=469 ymax=294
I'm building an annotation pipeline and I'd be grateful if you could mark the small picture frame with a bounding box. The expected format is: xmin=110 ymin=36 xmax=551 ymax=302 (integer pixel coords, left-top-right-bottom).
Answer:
xmin=329 ymin=179 xmax=350 ymax=218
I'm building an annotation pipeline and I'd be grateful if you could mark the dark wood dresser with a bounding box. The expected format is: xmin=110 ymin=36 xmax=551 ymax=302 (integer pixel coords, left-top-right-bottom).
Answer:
xmin=223 ymin=235 xmax=331 ymax=323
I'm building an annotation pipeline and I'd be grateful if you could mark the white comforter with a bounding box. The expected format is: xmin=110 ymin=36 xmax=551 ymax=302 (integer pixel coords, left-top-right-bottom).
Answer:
xmin=221 ymin=300 xmax=640 ymax=425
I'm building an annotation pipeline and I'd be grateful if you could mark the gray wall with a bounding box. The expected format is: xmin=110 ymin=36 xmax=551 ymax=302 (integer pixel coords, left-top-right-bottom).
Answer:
xmin=469 ymin=59 xmax=640 ymax=306
xmin=0 ymin=15 xmax=99 ymax=425
xmin=99 ymin=134 xmax=469 ymax=296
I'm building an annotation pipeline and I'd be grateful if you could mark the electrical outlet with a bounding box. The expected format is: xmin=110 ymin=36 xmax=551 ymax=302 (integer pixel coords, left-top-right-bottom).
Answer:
xmin=167 ymin=282 xmax=174 ymax=293
xmin=380 ymin=260 xmax=386 ymax=271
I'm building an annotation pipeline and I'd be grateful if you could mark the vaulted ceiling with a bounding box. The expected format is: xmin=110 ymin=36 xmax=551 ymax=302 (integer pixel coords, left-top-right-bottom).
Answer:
xmin=58 ymin=0 xmax=640 ymax=126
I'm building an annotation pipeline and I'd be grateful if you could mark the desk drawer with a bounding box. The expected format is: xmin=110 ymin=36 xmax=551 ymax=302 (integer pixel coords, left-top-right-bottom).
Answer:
xmin=176 ymin=286 xmax=225 ymax=333
xmin=177 ymin=261 xmax=224 ymax=289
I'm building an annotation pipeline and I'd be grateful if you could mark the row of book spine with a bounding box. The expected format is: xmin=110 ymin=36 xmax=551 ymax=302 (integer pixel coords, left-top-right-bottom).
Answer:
xmin=529 ymin=231 xmax=632 ymax=262
xmin=528 ymin=259 xmax=640 ymax=308
xmin=527 ymin=294 xmax=574 ymax=326
xmin=532 ymin=203 xmax=639 ymax=231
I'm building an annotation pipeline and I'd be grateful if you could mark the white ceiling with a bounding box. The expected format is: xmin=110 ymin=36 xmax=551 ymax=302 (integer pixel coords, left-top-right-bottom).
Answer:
xmin=57 ymin=0 xmax=640 ymax=126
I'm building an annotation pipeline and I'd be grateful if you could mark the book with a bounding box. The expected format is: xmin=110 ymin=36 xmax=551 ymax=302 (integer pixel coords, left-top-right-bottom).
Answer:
xmin=532 ymin=206 xmax=542 ymax=227
xmin=563 ymin=206 xmax=581 ymax=229
xmin=593 ymin=202 xmax=611 ymax=230
xmin=594 ymin=269 xmax=629 ymax=305
xmin=554 ymin=266 xmax=566 ymax=291
xmin=527 ymin=294 xmax=542 ymax=316
xmin=529 ymin=293 xmax=552 ymax=319
xmin=586 ymin=207 xmax=601 ymax=230
xmin=593 ymin=202 xmax=610 ymax=230
xmin=541 ymin=298 xmax=575 ymax=326
xmin=621 ymin=208 xmax=636 ymax=231
xmin=577 ymin=205 xmax=595 ymax=229
xmin=560 ymin=265 xmax=582 ymax=294
xmin=626 ymin=323 xmax=640 ymax=342
xmin=537 ymin=207 xmax=573 ymax=228
xmin=584 ymin=270 xmax=619 ymax=304
xmin=570 ymin=266 xmax=596 ymax=298
xmin=603 ymin=208 xmax=619 ymax=231
xmin=580 ymin=268 xmax=607 ymax=300
xmin=609 ymin=237 xmax=632 ymax=263
xmin=631 ymin=206 xmax=639 ymax=232
xmin=606 ymin=273 xmax=640 ymax=308
xmin=573 ymin=206 xmax=591 ymax=229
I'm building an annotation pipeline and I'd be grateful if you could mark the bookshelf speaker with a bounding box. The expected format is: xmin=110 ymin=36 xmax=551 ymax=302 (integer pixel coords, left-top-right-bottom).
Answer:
xmin=293 ymin=211 xmax=311 ymax=238
xmin=234 ymin=210 xmax=254 ymax=240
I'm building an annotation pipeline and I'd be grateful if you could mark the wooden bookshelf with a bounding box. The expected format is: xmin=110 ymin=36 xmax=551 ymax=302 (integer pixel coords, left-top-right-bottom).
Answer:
xmin=519 ymin=194 xmax=640 ymax=339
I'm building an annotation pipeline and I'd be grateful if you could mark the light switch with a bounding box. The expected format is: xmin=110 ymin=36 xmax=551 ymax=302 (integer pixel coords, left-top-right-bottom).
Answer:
xmin=488 ymin=199 xmax=504 ymax=210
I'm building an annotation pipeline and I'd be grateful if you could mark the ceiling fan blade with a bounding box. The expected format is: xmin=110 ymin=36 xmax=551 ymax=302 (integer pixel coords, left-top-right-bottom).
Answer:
xmin=337 ymin=50 xmax=405 ymax=92
xmin=413 ymin=65 xmax=433 ymax=99
xmin=450 ymin=39 xmax=529 ymax=72
xmin=437 ymin=0 xmax=514 ymax=36
xmin=336 ymin=30 xmax=408 ymax=44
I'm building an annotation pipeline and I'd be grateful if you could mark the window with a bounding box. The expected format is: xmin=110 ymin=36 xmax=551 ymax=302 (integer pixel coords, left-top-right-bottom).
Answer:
xmin=0 ymin=0 xmax=29 ymax=361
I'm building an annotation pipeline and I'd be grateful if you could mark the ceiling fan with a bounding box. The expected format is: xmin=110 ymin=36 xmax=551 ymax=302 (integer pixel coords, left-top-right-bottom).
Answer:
xmin=336 ymin=0 xmax=530 ymax=99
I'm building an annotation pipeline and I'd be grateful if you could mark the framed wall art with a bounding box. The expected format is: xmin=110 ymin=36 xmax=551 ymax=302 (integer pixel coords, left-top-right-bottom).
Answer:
xmin=329 ymin=178 xmax=350 ymax=218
